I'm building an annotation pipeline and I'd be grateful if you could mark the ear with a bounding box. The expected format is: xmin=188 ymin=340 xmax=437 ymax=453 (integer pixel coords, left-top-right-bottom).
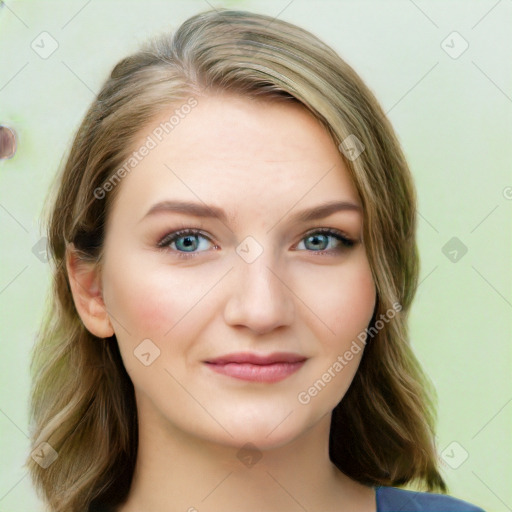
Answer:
xmin=65 ymin=243 xmax=114 ymax=339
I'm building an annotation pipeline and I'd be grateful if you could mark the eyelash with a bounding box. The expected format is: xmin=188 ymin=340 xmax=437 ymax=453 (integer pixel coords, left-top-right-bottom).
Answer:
xmin=156 ymin=227 xmax=356 ymax=260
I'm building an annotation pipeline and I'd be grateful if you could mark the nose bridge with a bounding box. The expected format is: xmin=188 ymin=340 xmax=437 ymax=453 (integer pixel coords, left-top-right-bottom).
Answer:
xmin=223 ymin=236 xmax=294 ymax=332
xmin=239 ymin=250 xmax=281 ymax=296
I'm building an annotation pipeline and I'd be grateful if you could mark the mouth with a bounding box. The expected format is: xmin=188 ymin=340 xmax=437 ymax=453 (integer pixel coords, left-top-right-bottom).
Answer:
xmin=203 ymin=352 xmax=307 ymax=383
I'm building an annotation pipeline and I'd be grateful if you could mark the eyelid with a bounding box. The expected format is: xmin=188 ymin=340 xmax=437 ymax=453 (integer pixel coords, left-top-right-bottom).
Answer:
xmin=156 ymin=228 xmax=216 ymax=250
xmin=301 ymin=226 xmax=354 ymax=243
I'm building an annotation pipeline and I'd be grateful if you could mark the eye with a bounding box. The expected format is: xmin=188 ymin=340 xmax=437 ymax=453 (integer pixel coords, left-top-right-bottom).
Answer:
xmin=157 ymin=229 xmax=216 ymax=259
xmin=295 ymin=228 xmax=355 ymax=254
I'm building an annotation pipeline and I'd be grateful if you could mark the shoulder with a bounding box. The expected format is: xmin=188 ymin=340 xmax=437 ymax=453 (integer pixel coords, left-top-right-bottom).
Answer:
xmin=376 ymin=486 xmax=486 ymax=512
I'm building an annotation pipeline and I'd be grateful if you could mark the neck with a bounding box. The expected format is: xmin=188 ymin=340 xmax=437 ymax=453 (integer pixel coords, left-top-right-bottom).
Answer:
xmin=116 ymin=396 xmax=376 ymax=512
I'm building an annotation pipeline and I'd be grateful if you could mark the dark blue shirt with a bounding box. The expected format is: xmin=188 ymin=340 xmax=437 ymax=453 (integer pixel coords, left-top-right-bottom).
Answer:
xmin=376 ymin=486 xmax=486 ymax=511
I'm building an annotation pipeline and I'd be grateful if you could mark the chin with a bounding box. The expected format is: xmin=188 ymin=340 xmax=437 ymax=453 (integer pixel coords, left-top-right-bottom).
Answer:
xmin=203 ymin=412 xmax=313 ymax=452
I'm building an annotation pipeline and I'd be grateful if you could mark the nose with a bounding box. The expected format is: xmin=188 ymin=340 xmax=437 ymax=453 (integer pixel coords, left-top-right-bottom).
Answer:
xmin=223 ymin=250 xmax=295 ymax=335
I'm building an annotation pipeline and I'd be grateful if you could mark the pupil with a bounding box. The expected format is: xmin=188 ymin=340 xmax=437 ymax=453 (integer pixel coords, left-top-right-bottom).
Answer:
xmin=309 ymin=234 xmax=326 ymax=249
xmin=179 ymin=235 xmax=197 ymax=251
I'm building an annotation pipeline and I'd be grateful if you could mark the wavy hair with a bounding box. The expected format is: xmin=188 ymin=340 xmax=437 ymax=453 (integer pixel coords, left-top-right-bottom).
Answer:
xmin=26 ymin=8 xmax=447 ymax=512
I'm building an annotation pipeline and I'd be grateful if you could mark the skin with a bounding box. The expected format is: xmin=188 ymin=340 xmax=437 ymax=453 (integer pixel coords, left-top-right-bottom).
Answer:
xmin=67 ymin=93 xmax=377 ymax=512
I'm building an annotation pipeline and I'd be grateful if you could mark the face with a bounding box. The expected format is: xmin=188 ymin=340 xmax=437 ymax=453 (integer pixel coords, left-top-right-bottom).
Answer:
xmin=99 ymin=93 xmax=376 ymax=450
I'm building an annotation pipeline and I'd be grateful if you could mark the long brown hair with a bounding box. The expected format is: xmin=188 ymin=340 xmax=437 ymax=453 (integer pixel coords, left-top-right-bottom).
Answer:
xmin=26 ymin=8 xmax=447 ymax=512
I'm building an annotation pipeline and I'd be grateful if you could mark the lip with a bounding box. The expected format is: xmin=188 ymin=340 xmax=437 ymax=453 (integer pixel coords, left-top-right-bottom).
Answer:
xmin=204 ymin=352 xmax=307 ymax=383
xmin=205 ymin=352 xmax=306 ymax=365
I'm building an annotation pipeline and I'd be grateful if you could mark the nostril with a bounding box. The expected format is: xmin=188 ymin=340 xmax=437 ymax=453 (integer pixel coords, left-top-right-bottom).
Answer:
xmin=0 ymin=125 xmax=17 ymax=160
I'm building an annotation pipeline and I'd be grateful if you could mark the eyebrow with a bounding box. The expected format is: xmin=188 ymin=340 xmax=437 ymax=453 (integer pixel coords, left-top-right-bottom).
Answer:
xmin=140 ymin=199 xmax=362 ymax=225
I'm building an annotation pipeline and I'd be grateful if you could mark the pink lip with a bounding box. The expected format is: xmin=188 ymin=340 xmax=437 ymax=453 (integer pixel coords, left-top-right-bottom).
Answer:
xmin=204 ymin=352 xmax=307 ymax=383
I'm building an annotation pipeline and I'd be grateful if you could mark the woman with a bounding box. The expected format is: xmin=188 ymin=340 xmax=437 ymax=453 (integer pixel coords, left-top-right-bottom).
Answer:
xmin=26 ymin=8 xmax=485 ymax=512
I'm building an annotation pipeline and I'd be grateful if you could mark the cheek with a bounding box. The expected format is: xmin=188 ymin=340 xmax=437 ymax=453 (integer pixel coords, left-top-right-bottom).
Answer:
xmin=301 ymin=257 xmax=376 ymax=348
xmin=102 ymin=260 xmax=204 ymax=387
xmin=102 ymin=256 xmax=191 ymax=341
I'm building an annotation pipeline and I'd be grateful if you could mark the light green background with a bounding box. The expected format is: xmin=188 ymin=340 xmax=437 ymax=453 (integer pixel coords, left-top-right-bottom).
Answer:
xmin=1 ymin=1 xmax=511 ymax=511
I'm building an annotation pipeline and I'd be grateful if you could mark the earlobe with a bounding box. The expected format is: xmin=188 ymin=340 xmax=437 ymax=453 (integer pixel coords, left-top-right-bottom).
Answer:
xmin=65 ymin=243 xmax=114 ymax=339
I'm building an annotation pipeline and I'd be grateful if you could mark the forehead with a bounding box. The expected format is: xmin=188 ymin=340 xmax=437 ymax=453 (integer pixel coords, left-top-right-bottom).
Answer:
xmin=154 ymin=93 xmax=339 ymax=162
xmin=112 ymin=93 xmax=361 ymax=222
